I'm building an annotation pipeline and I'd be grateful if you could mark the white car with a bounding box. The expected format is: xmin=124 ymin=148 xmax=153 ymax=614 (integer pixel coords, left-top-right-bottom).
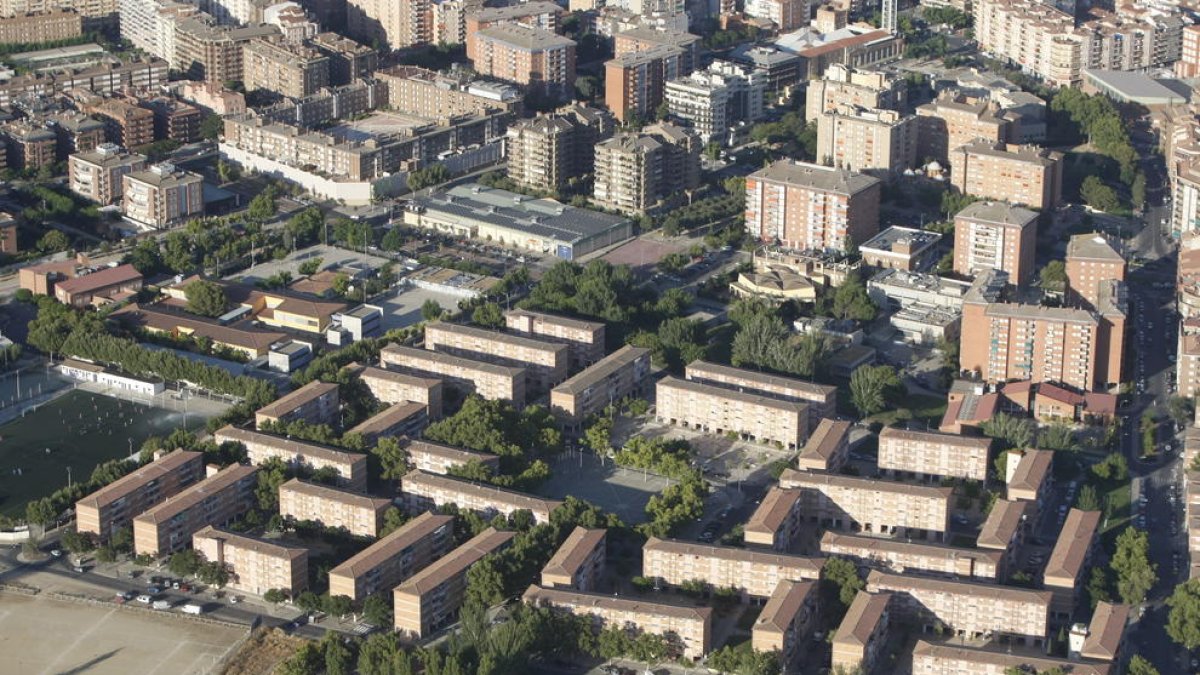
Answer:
xmin=135 ymin=594 xmax=152 ymax=604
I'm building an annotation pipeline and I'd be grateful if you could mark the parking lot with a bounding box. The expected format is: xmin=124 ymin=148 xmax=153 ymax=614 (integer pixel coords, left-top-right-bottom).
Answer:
xmin=377 ymin=284 xmax=469 ymax=330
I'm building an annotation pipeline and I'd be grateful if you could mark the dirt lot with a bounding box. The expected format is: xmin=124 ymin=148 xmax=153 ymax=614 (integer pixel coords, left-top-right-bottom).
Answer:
xmin=220 ymin=628 xmax=308 ymax=675
xmin=0 ymin=592 xmax=247 ymax=675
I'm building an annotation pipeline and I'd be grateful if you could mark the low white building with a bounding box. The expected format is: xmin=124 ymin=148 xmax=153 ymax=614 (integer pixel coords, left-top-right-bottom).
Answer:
xmin=58 ymin=358 xmax=165 ymax=396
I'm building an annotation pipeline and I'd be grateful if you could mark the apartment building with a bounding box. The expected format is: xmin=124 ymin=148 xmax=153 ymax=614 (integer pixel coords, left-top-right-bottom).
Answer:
xmin=916 ymin=93 xmax=1011 ymax=164
xmin=193 ymin=526 xmax=307 ymax=595
xmin=142 ymin=97 xmax=201 ymax=144
xmin=752 ymin=580 xmax=818 ymax=672
xmin=242 ymin=37 xmax=329 ymax=99
xmin=380 ymin=343 xmax=526 ymax=406
xmin=550 ymin=345 xmax=651 ymax=427
xmin=254 ymin=381 xmax=339 ymax=428
xmin=820 ymin=532 xmax=1003 ymax=581
xmin=173 ymin=19 xmax=280 ymax=83
xmin=504 ymin=115 xmax=576 ymax=193
xmin=868 ymin=570 xmax=1050 ymax=644
xmin=831 ymin=591 xmax=893 ymax=675
xmin=84 ymin=98 xmax=154 ymax=150
xmin=745 ymin=160 xmax=882 ymax=253
xmin=664 ymin=60 xmax=766 ymax=145
xmin=328 ymin=512 xmax=454 ymax=601
xmin=656 ymin=376 xmax=809 ymax=450
xmin=1066 ymin=233 xmax=1126 ymax=311
xmin=345 ymin=0 xmax=429 ymax=49
xmin=604 ymin=45 xmax=682 ymax=124
xmin=592 ymin=122 xmax=700 ymax=215
xmin=178 ymin=80 xmax=246 ymax=115
xmin=1006 ymin=448 xmax=1053 ymax=504
xmin=745 ymin=0 xmax=808 ymax=31
xmin=804 ymin=64 xmax=906 ymax=123
xmin=952 ymin=201 xmax=1038 ymax=286
xmin=374 ymin=65 xmax=521 ymax=119
xmin=465 ymin=1 xmax=561 ymax=34
xmin=911 ymin=641 xmax=1111 ymax=675
xmin=744 ymin=487 xmax=803 ymax=551
xmin=46 ymin=112 xmax=106 ymax=158
xmin=795 ymin=418 xmax=850 ymax=472
xmin=346 ymin=402 xmax=428 ymax=444
xmin=349 ymin=363 xmax=443 ymax=420
xmin=1079 ymin=600 xmax=1131 ymax=663
xmin=76 ymin=450 xmax=204 ymax=541
xmin=541 ymin=527 xmax=606 ymax=591
xmin=278 ymin=479 xmax=391 ymax=538
xmin=394 ymin=527 xmax=516 ymax=638
xmin=424 ymin=322 xmax=568 ymax=394
xmin=505 ymin=309 xmax=605 ymax=369
xmin=429 ymin=0 xmax=483 ymax=45
xmin=1180 ymin=24 xmax=1200 ymax=78
xmin=523 ymin=584 xmax=713 ymax=659
xmin=642 ymin=537 xmax=823 ymax=599
xmin=1 ymin=122 xmax=54 ymax=170
xmin=0 ymin=0 xmax=117 ymax=25
xmin=685 ymin=360 xmax=837 ymax=429
xmin=613 ymin=27 xmax=700 ymax=76
xmin=67 ymin=144 xmax=145 ymax=205
xmin=121 ymin=163 xmax=203 ymax=229
xmin=468 ymin=24 xmax=575 ymax=98
xmin=816 ymin=105 xmax=918 ymax=174
xmin=0 ymin=8 xmax=80 ymax=43
xmin=401 ymin=470 xmax=563 ymax=524
xmin=1044 ymin=508 xmax=1101 ymax=622
xmin=214 ymin=426 xmax=368 ymax=492
xmin=0 ymin=57 xmax=166 ymax=107
xmin=877 ymin=427 xmax=992 ymax=482
xmin=132 ymin=463 xmax=258 ymax=556
xmin=779 ymin=469 xmax=952 ymax=540
xmin=951 ymin=141 xmax=1063 ymax=210
xmin=404 ymin=440 xmax=500 ymax=476
xmin=309 ymin=32 xmax=378 ymax=85
xmin=977 ymin=498 xmax=1029 ymax=578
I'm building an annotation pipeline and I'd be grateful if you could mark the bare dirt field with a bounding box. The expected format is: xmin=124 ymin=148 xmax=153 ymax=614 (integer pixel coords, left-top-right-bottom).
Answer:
xmin=219 ymin=628 xmax=308 ymax=675
xmin=0 ymin=592 xmax=247 ymax=675
xmin=601 ymin=238 xmax=685 ymax=276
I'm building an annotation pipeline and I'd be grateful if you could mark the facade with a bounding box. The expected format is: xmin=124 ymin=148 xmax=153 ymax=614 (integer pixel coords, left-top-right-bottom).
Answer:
xmin=254 ymin=380 xmax=340 ymax=427
xmin=911 ymin=641 xmax=1110 ymax=675
xmin=656 ymin=376 xmax=809 ymax=450
xmin=745 ymin=0 xmax=808 ymax=31
xmin=132 ymin=464 xmax=258 ymax=556
xmin=664 ymin=60 xmax=766 ymax=145
xmin=643 ymin=537 xmax=823 ymax=599
xmin=0 ymin=8 xmax=80 ymax=43
xmin=821 ymin=531 xmax=1002 ymax=581
xmin=351 ymin=363 xmax=443 ymax=419
xmin=278 ymin=478 xmax=392 ymax=538
xmin=779 ymin=468 xmax=952 ymax=540
xmin=328 ymin=512 xmax=454 ymax=601
xmin=950 ymin=141 xmax=1063 ymax=210
xmin=344 ymin=0 xmax=430 ymax=49
xmin=242 ymin=37 xmax=329 ymax=98
xmin=952 ymin=201 xmax=1039 ymax=286
xmin=111 ymin=302 xmax=285 ymax=358
xmin=374 ymin=65 xmax=521 ymax=119
xmin=1065 ymin=233 xmax=1126 ymax=311
xmin=46 ymin=112 xmax=106 ymax=158
xmin=1044 ymin=508 xmax=1101 ymax=622
xmin=57 ymin=359 xmax=162 ymax=396
xmin=0 ymin=58 xmax=167 ymax=107
xmin=464 ymin=1 xmax=561 ymax=34
xmin=52 ymin=264 xmax=143 ymax=307
xmin=401 ymin=470 xmax=563 ymax=524
xmin=877 ymin=427 xmax=992 ymax=482
xmin=744 ymin=487 xmax=803 ymax=551
xmin=505 ymin=309 xmax=605 ymax=370
xmin=523 ymin=584 xmax=712 ymax=660
xmin=745 ymin=160 xmax=882 ymax=253
xmin=142 ymin=97 xmax=202 ymax=144
xmin=831 ymin=591 xmax=893 ymax=675
xmin=346 ymin=402 xmax=428 ymax=444
xmin=121 ymin=163 xmax=203 ymax=228
xmin=816 ymin=104 xmax=918 ymax=174
xmin=85 ymin=98 xmax=155 ymax=150
xmin=796 ymin=418 xmax=851 ymax=472
xmin=685 ymin=360 xmax=837 ymax=427
xmin=977 ymin=498 xmax=1029 ymax=578
xmin=173 ymin=19 xmax=281 ymax=83
xmin=76 ymin=450 xmax=204 ymax=541
xmin=613 ymin=27 xmax=700 ymax=76
xmin=592 ymin=122 xmax=700 ymax=215
xmin=916 ymin=93 xmax=1011 ymax=164
xmin=193 ymin=526 xmax=307 ymax=596
xmin=541 ymin=526 xmax=606 ymax=591
xmin=2 ymin=122 xmax=55 ymax=170
xmin=1007 ymin=448 xmax=1053 ymax=504
xmin=504 ymin=106 xmax=614 ymax=192
xmin=404 ymin=440 xmax=500 ymax=476
xmin=424 ymin=322 xmax=568 ymax=394
xmin=604 ymin=45 xmax=681 ymax=124
xmin=550 ymin=345 xmax=652 ymax=427
xmin=380 ymin=343 xmax=526 ymax=406
xmin=309 ymin=32 xmax=377 ymax=85
xmin=804 ymin=63 xmax=906 ymax=122
xmin=214 ymin=426 xmax=368 ymax=492
xmin=752 ymin=580 xmax=819 ymax=672
xmin=468 ymin=24 xmax=575 ymax=98
xmin=394 ymin=528 xmax=516 ymax=638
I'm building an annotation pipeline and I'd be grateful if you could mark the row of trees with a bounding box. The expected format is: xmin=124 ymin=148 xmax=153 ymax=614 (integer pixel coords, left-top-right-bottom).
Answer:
xmin=423 ymin=396 xmax=563 ymax=490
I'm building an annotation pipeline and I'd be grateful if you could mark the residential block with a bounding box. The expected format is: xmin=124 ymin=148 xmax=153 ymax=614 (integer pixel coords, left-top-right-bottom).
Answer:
xmin=400 ymin=470 xmax=563 ymax=524
xmin=76 ymin=449 xmax=204 ymax=541
xmin=779 ymin=469 xmax=952 ymax=540
xmin=214 ymin=426 xmax=368 ymax=492
xmin=541 ymin=526 xmax=606 ymax=591
xmin=656 ymin=376 xmax=809 ymax=450
xmin=193 ymin=526 xmax=307 ymax=596
xmin=380 ymin=343 xmax=526 ymax=406
xmin=132 ymin=463 xmax=258 ymax=557
xmin=642 ymin=537 xmax=823 ymax=599
xmin=328 ymin=512 xmax=454 ymax=601
xmin=278 ymin=479 xmax=392 ymax=538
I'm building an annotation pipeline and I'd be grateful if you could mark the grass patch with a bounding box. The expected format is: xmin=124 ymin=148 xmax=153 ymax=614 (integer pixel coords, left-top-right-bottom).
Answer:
xmin=1101 ymin=482 xmax=1131 ymax=538
xmin=864 ymin=394 xmax=948 ymax=427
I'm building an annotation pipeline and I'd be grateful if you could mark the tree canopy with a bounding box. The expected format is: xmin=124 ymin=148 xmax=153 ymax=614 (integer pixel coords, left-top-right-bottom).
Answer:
xmin=1167 ymin=579 xmax=1200 ymax=650
xmin=1111 ymin=527 xmax=1157 ymax=605
xmin=184 ymin=280 xmax=228 ymax=317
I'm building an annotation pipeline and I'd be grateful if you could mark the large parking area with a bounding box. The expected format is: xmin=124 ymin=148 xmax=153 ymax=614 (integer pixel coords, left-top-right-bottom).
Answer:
xmin=0 ymin=592 xmax=246 ymax=675
xmin=377 ymin=284 xmax=468 ymax=330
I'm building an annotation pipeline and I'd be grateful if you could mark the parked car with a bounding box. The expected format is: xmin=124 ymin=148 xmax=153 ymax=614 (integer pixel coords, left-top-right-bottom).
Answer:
xmin=146 ymin=586 xmax=162 ymax=594
xmin=135 ymin=594 xmax=153 ymax=604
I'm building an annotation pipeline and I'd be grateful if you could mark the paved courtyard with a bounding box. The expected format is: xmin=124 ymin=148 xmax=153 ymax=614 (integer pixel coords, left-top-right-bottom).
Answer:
xmin=537 ymin=451 xmax=673 ymax=524
xmin=226 ymin=244 xmax=393 ymax=286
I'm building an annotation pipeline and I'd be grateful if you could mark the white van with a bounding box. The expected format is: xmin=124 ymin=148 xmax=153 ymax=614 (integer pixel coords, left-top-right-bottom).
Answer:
xmin=181 ymin=604 xmax=203 ymax=615
xmin=152 ymin=600 xmax=171 ymax=610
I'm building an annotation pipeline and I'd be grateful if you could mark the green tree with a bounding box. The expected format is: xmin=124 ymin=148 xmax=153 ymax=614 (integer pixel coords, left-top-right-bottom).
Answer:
xmin=362 ymin=593 xmax=392 ymax=626
xmin=298 ymin=257 xmax=324 ymax=276
xmin=247 ymin=188 xmax=278 ymax=223
xmin=216 ymin=159 xmax=239 ymax=183
xmin=980 ymin=413 xmax=1035 ymax=450
xmin=849 ymin=365 xmax=900 ymax=417
xmin=324 ymin=594 xmax=353 ymax=617
xmin=406 ymin=164 xmax=449 ymax=192
xmin=372 ymin=437 xmax=408 ymax=482
xmin=472 ymin=302 xmax=504 ymax=328
xmin=1040 ymin=260 xmax=1067 ymax=291
xmin=1167 ymin=579 xmax=1200 ymax=649
xmin=1080 ymin=175 xmax=1120 ymax=213
xmin=421 ymin=298 xmax=443 ymax=321
xmin=380 ymin=507 xmax=407 ymax=537
xmin=264 ymin=588 xmax=287 ymax=603
xmin=324 ymin=635 xmax=351 ymax=675
xmin=1111 ymin=527 xmax=1157 ymax=604
xmin=185 ymin=280 xmax=228 ymax=317
xmin=1126 ymin=655 xmax=1158 ymax=675
xmin=59 ymin=528 xmax=94 ymax=554
xmin=823 ymin=556 xmax=864 ymax=611
xmin=584 ymin=416 xmax=613 ymax=453
xmin=830 ymin=274 xmax=877 ymax=321
xmin=25 ymin=498 xmax=56 ymax=527
xmin=1086 ymin=566 xmax=1111 ymax=609
xmin=37 ymin=230 xmax=69 ymax=253
xmin=1131 ymin=172 xmax=1147 ymax=210
xmin=1076 ymin=484 xmax=1100 ymax=511
xmin=197 ymin=561 xmax=229 ymax=587
xmin=200 ymin=114 xmax=224 ymax=140
xmin=168 ymin=549 xmax=203 ymax=577
xmin=465 ymin=556 xmax=506 ymax=607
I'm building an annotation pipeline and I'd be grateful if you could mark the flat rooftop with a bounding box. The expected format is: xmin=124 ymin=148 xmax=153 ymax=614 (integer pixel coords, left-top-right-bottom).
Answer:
xmin=750 ymin=159 xmax=881 ymax=195
xmin=859 ymin=226 xmax=941 ymax=255
xmin=326 ymin=111 xmax=431 ymax=141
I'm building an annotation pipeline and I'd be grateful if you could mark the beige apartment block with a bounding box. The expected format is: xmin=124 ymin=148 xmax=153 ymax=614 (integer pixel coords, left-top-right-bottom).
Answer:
xmin=242 ymin=37 xmax=330 ymax=99
xmin=745 ymin=160 xmax=882 ymax=253
xmin=752 ymin=580 xmax=818 ymax=671
xmin=1066 ymin=233 xmax=1126 ymax=311
xmin=796 ymin=418 xmax=851 ymax=472
xmin=522 ymin=584 xmax=713 ymax=660
xmin=328 ymin=512 xmax=454 ymax=601
xmin=952 ymin=201 xmax=1039 ymax=286
xmin=877 ymin=427 xmax=992 ymax=482
xmin=405 ymin=440 xmax=500 ymax=476
xmin=685 ymin=360 xmax=837 ymax=428
xmin=193 ymin=526 xmax=307 ymax=596
xmin=831 ymin=591 xmax=893 ymax=675
xmin=1007 ymin=448 xmax=1053 ymax=504
xmin=394 ymin=527 xmax=516 ymax=638
xmin=868 ymin=570 xmax=1051 ymax=645
xmin=373 ymin=65 xmax=519 ymax=119
xmin=344 ymin=0 xmax=429 ymax=50
xmin=656 ymin=376 xmax=808 ymax=450
xmin=173 ymin=19 xmax=280 ymax=83
xmin=916 ymin=93 xmax=1010 ymax=164
xmin=910 ymin=640 xmax=1111 ymax=675
xmin=0 ymin=8 xmax=80 ymax=43
xmin=214 ymin=426 xmax=368 ymax=492
xmin=820 ymin=532 xmax=1002 ymax=581
xmin=255 ymin=380 xmax=340 ymax=427
xmin=424 ymin=322 xmax=568 ymax=393
xmin=400 ymin=470 xmax=563 ymax=524
xmin=550 ymin=345 xmax=651 ymax=427
xmin=950 ymin=141 xmax=1063 ymax=210
xmin=977 ymin=498 xmax=1028 ymax=578
xmin=541 ymin=526 xmax=606 ymax=591
xmin=1080 ymin=601 xmax=1130 ymax=662
xmin=68 ymin=144 xmax=146 ymax=205
xmin=121 ymin=163 xmax=203 ymax=229
xmin=612 ymin=27 xmax=700 ymax=76
xmin=84 ymin=98 xmax=154 ymax=149
xmin=468 ymin=24 xmax=575 ymax=98
xmin=346 ymin=401 xmax=427 ymax=444
xmin=816 ymin=105 xmax=918 ymax=174
xmin=604 ymin=45 xmax=681 ymax=124
xmin=132 ymin=464 xmax=258 ymax=557
xmin=349 ymin=363 xmax=442 ymax=419
xmin=1 ymin=122 xmax=53 ymax=171
xmin=744 ymin=487 xmax=803 ymax=551
xmin=779 ymin=469 xmax=952 ymax=540
xmin=505 ymin=115 xmax=576 ymax=192
xmin=76 ymin=449 xmax=204 ymax=541
xmin=277 ymin=479 xmax=391 ymax=538
xmin=310 ymin=32 xmax=378 ymax=85
xmin=505 ymin=309 xmax=605 ymax=369
xmin=804 ymin=64 xmax=906 ymax=122
xmin=1044 ymin=508 xmax=1101 ymax=622
xmin=380 ymin=343 xmax=526 ymax=406
xmin=592 ymin=123 xmax=701 ymax=215
xmin=642 ymin=537 xmax=823 ymax=599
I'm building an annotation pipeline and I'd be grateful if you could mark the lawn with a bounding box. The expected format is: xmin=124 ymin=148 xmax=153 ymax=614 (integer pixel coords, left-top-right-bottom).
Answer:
xmin=864 ymin=394 xmax=948 ymax=428
xmin=0 ymin=390 xmax=207 ymax=518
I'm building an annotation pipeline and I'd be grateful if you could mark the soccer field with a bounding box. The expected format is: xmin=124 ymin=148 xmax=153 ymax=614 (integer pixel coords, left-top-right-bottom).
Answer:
xmin=0 ymin=390 xmax=209 ymax=518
